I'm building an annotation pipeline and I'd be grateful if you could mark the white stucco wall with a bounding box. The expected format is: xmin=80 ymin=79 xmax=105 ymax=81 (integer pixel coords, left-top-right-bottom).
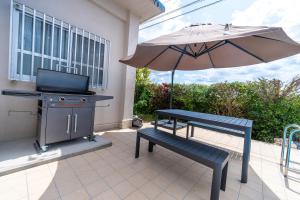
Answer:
xmin=121 ymin=13 xmax=139 ymax=128
xmin=0 ymin=0 xmax=138 ymax=142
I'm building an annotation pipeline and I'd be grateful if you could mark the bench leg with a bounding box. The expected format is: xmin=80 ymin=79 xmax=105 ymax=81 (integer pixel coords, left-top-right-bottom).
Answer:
xmin=186 ymin=124 xmax=190 ymax=139
xmin=148 ymin=141 xmax=154 ymax=152
xmin=191 ymin=126 xmax=194 ymax=137
xmin=211 ymin=167 xmax=222 ymax=200
xmin=135 ymin=134 xmax=140 ymax=158
xmin=221 ymin=162 xmax=228 ymax=191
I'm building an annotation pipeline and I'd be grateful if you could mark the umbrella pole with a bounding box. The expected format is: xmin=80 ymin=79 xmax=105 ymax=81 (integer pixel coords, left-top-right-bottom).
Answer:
xmin=167 ymin=70 xmax=175 ymax=124
xmin=169 ymin=45 xmax=187 ymax=110
xmin=167 ymin=45 xmax=187 ymax=124
xmin=169 ymin=69 xmax=175 ymax=109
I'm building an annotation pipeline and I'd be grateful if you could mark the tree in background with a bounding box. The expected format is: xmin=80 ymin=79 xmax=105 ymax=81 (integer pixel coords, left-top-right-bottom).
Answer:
xmin=246 ymin=77 xmax=300 ymax=142
xmin=136 ymin=68 xmax=151 ymax=85
xmin=134 ymin=68 xmax=153 ymax=115
xmin=133 ymin=74 xmax=300 ymax=143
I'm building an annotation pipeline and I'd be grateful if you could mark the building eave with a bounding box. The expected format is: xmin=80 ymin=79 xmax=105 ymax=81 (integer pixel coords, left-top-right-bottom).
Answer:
xmin=91 ymin=0 xmax=165 ymax=23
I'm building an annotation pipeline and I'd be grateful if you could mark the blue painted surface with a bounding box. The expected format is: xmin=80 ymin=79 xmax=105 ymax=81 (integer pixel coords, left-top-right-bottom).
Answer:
xmin=280 ymin=124 xmax=300 ymax=165
xmin=285 ymin=128 xmax=300 ymax=176
xmin=153 ymin=0 xmax=165 ymax=12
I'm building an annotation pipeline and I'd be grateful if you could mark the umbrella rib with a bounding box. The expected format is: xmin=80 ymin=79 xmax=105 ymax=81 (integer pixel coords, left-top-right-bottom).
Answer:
xmin=253 ymin=35 xmax=284 ymax=43
xmin=169 ymin=45 xmax=195 ymax=57
xmin=173 ymin=45 xmax=187 ymax=70
xmin=187 ymin=44 xmax=196 ymax=56
xmin=196 ymin=40 xmax=226 ymax=58
xmin=196 ymin=43 xmax=206 ymax=55
xmin=226 ymin=40 xmax=266 ymax=62
xmin=204 ymin=43 xmax=215 ymax=67
xmin=143 ymin=46 xmax=170 ymax=68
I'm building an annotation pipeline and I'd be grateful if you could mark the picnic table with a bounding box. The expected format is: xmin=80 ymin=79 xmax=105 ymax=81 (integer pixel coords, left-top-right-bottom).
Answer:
xmin=154 ymin=109 xmax=253 ymax=183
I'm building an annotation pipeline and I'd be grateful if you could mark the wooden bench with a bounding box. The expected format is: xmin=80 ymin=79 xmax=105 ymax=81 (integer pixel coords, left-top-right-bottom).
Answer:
xmin=187 ymin=121 xmax=244 ymax=139
xmin=135 ymin=128 xmax=230 ymax=200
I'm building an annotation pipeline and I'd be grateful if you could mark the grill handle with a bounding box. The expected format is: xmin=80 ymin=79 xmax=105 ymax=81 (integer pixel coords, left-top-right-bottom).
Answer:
xmin=74 ymin=113 xmax=78 ymax=133
xmin=67 ymin=114 xmax=71 ymax=134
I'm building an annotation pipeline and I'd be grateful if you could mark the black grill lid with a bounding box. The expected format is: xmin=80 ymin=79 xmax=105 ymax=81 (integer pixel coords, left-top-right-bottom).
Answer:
xmin=36 ymin=69 xmax=94 ymax=95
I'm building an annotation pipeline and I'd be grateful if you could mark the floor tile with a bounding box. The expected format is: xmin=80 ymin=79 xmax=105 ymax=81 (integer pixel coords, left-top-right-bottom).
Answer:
xmin=95 ymin=189 xmax=120 ymax=200
xmin=1 ymin=126 xmax=300 ymax=200
xmin=124 ymin=190 xmax=148 ymax=200
xmin=112 ymin=180 xmax=136 ymax=199
xmin=128 ymin=174 xmax=149 ymax=188
xmin=61 ymin=188 xmax=89 ymax=200
xmin=156 ymin=192 xmax=176 ymax=200
xmin=139 ymin=181 xmax=163 ymax=199
xmin=104 ymin=172 xmax=125 ymax=187
xmin=166 ymin=182 xmax=190 ymax=200
xmin=85 ymin=179 xmax=110 ymax=197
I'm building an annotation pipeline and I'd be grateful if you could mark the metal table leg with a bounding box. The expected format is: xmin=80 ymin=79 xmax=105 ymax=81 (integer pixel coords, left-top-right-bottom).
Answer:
xmin=173 ymin=118 xmax=177 ymax=135
xmin=135 ymin=133 xmax=140 ymax=158
xmin=154 ymin=114 xmax=158 ymax=130
xmin=241 ymin=127 xmax=252 ymax=183
xmin=186 ymin=124 xmax=189 ymax=139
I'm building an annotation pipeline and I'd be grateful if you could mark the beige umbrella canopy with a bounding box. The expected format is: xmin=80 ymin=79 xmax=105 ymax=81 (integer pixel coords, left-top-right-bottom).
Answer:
xmin=120 ymin=24 xmax=300 ymax=109
xmin=120 ymin=24 xmax=300 ymax=71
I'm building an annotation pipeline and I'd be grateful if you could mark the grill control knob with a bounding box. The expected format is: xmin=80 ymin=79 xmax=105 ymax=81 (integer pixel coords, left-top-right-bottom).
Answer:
xmin=81 ymin=98 xmax=86 ymax=102
xmin=59 ymin=97 xmax=65 ymax=102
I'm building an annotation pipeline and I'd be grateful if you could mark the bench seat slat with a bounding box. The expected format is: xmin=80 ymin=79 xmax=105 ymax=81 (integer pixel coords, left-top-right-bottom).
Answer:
xmin=137 ymin=128 xmax=229 ymax=168
xmin=167 ymin=133 xmax=223 ymax=163
xmin=148 ymin=129 xmax=214 ymax=159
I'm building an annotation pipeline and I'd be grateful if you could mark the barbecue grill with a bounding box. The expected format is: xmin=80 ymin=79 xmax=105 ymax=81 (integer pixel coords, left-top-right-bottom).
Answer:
xmin=2 ymin=69 xmax=113 ymax=152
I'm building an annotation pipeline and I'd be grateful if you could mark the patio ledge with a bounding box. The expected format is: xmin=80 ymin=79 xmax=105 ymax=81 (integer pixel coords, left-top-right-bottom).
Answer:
xmin=0 ymin=135 xmax=111 ymax=176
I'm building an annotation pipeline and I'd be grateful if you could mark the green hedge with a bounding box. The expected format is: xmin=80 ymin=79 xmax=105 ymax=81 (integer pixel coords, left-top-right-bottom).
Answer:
xmin=134 ymin=77 xmax=300 ymax=143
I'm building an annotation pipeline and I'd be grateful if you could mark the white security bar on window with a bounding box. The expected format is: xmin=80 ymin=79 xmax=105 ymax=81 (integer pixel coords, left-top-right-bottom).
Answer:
xmin=9 ymin=1 xmax=110 ymax=88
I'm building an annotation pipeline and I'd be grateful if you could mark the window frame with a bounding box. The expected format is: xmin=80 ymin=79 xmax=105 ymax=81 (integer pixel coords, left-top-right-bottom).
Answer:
xmin=9 ymin=1 xmax=110 ymax=89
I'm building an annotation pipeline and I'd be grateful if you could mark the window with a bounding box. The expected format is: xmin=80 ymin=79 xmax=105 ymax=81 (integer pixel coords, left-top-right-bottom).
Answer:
xmin=10 ymin=2 xmax=110 ymax=88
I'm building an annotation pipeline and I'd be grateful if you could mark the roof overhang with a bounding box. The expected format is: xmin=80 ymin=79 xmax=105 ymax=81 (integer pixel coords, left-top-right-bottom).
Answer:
xmin=92 ymin=0 xmax=165 ymax=23
xmin=113 ymin=0 xmax=165 ymax=22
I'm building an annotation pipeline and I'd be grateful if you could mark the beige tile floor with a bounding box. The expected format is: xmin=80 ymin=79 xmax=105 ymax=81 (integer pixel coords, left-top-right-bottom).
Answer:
xmin=0 ymin=124 xmax=300 ymax=200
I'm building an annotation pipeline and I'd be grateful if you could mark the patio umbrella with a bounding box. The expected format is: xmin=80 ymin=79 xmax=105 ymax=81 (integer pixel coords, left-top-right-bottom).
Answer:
xmin=120 ymin=24 xmax=300 ymax=127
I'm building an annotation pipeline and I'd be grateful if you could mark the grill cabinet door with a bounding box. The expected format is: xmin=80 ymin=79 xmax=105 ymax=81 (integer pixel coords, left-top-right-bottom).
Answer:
xmin=45 ymin=108 xmax=72 ymax=144
xmin=71 ymin=107 xmax=93 ymax=139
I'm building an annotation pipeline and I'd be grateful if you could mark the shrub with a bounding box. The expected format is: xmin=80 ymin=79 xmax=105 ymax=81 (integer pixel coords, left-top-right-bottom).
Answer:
xmin=133 ymin=76 xmax=300 ymax=143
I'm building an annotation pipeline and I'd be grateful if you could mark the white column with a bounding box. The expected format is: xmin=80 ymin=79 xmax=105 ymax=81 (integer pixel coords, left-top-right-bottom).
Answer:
xmin=121 ymin=12 xmax=139 ymax=128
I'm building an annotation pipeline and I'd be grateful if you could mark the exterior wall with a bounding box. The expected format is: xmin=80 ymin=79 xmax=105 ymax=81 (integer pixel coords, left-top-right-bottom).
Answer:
xmin=120 ymin=13 xmax=139 ymax=128
xmin=0 ymin=0 xmax=135 ymax=142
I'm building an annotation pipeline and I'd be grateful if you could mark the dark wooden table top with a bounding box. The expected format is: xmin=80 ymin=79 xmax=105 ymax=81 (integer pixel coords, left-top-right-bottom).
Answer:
xmin=155 ymin=109 xmax=253 ymax=132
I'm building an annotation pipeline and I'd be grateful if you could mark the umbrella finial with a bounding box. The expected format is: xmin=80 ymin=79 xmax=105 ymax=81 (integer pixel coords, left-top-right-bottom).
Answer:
xmin=224 ymin=24 xmax=232 ymax=31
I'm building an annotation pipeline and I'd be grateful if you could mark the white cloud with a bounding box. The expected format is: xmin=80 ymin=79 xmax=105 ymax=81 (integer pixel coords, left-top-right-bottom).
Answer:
xmin=228 ymin=0 xmax=300 ymax=83
xmin=232 ymin=0 xmax=300 ymax=40
xmin=150 ymin=71 xmax=170 ymax=83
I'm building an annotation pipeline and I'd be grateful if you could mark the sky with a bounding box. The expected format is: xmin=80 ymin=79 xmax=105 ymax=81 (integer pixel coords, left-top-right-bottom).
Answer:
xmin=138 ymin=0 xmax=300 ymax=85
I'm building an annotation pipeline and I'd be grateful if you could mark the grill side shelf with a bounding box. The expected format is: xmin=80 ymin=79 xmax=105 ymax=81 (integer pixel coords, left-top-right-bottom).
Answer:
xmin=91 ymin=95 xmax=114 ymax=101
xmin=1 ymin=89 xmax=42 ymax=99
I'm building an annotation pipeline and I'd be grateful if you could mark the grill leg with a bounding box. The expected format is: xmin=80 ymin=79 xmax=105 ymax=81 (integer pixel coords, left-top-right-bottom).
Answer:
xmin=135 ymin=133 xmax=140 ymax=158
xmin=211 ymin=167 xmax=222 ymax=200
xmin=148 ymin=141 xmax=154 ymax=152
xmin=88 ymin=134 xmax=96 ymax=141
xmin=221 ymin=162 xmax=228 ymax=191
